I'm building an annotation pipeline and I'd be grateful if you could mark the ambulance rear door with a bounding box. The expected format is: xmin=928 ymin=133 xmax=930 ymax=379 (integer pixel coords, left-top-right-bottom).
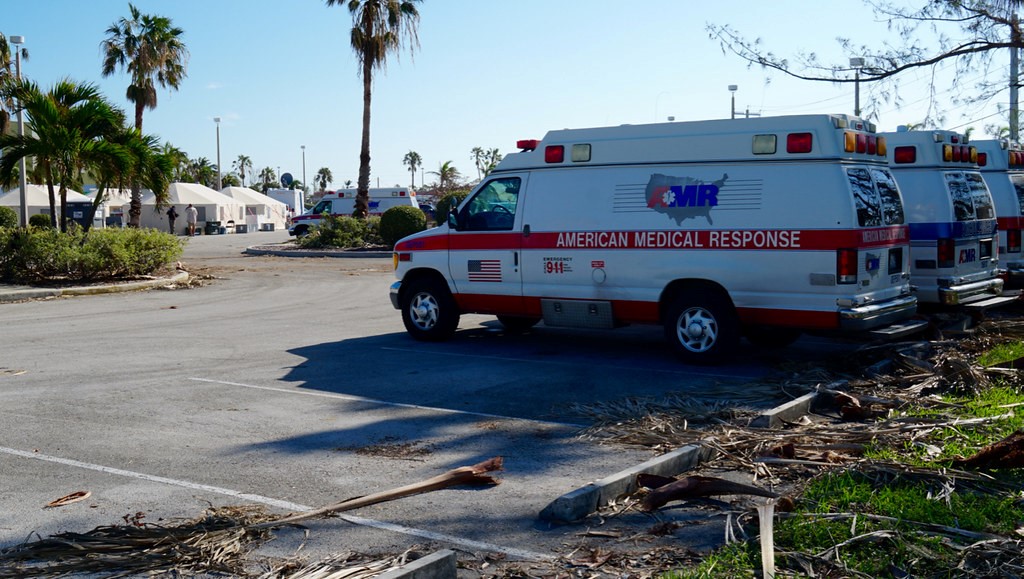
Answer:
xmin=447 ymin=174 xmax=528 ymax=314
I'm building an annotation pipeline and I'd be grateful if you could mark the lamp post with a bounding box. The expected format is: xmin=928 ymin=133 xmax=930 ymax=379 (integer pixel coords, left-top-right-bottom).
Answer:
xmin=213 ymin=117 xmax=222 ymax=190
xmin=11 ymin=35 xmax=27 ymax=226
xmin=850 ymin=57 xmax=865 ymax=117
xmin=728 ymin=84 xmax=738 ymax=120
xmin=300 ymin=145 xmax=306 ymax=207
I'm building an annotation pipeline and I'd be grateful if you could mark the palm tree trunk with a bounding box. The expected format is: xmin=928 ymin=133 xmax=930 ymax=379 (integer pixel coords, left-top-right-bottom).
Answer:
xmin=355 ymin=59 xmax=372 ymax=219
xmin=45 ymin=177 xmax=57 ymax=230
xmin=129 ymin=100 xmax=145 ymax=228
xmin=59 ymin=185 xmax=68 ymax=232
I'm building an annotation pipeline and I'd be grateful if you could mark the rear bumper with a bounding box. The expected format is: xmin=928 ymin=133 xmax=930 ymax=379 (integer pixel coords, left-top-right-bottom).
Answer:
xmin=839 ymin=294 xmax=918 ymax=331
xmin=938 ymin=277 xmax=1004 ymax=306
xmin=1002 ymin=262 xmax=1024 ymax=290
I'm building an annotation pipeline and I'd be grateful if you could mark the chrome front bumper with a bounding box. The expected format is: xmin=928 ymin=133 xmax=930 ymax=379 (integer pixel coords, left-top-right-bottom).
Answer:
xmin=389 ymin=281 xmax=402 ymax=309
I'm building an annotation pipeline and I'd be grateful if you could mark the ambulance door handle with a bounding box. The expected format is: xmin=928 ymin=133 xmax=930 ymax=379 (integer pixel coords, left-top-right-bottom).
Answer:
xmin=514 ymin=251 xmax=519 ymax=266
xmin=523 ymin=224 xmax=531 ymax=237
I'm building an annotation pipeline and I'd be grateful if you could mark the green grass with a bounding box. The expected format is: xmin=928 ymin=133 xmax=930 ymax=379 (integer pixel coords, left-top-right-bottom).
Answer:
xmin=668 ymin=380 xmax=1024 ymax=577
xmin=976 ymin=340 xmax=1024 ymax=367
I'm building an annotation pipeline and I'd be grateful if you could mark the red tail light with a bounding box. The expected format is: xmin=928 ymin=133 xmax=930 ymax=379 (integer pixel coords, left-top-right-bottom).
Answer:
xmin=787 ymin=133 xmax=813 ymax=153
xmin=978 ymin=152 xmax=988 ymax=167
xmin=837 ymin=248 xmax=858 ymax=284
xmin=894 ymin=146 xmax=916 ymax=164
xmin=1008 ymin=229 xmax=1022 ymax=254
xmin=937 ymin=238 xmax=955 ymax=268
xmin=545 ymin=145 xmax=565 ymax=163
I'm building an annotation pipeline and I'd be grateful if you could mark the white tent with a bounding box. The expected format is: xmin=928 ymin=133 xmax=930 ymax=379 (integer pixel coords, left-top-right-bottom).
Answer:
xmin=82 ymin=188 xmax=133 ymax=228
xmin=0 ymin=184 xmax=93 ymax=226
xmin=126 ymin=182 xmax=246 ymax=235
xmin=219 ymin=186 xmax=289 ymax=231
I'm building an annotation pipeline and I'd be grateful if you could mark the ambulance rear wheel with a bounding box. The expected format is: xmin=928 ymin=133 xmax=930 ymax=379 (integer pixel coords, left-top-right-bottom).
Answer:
xmin=402 ymin=278 xmax=459 ymax=341
xmin=663 ymin=290 xmax=739 ymax=364
xmin=497 ymin=315 xmax=539 ymax=334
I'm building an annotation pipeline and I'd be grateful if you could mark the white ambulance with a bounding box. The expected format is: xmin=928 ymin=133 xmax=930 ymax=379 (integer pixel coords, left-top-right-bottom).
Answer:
xmin=288 ymin=187 xmax=418 ymax=236
xmin=880 ymin=129 xmax=1009 ymax=306
xmin=972 ymin=139 xmax=1024 ymax=288
xmin=390 ymin=114 xmax=923 ymax=363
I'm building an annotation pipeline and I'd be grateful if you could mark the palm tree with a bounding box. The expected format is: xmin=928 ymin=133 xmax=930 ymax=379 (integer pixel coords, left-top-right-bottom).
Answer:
xmin=258 ymin=166 xmax=276 ymax=192
xmin=101 ymin=3 xmax=188 ymax=227
xmin=470 ymin=146 xmax=485 ymax=180
xmin=343 ymin=179 xmax=353 ymax=188
xmin=0 ymin=78 xmax=126 ymax=231
xmin=188 ymin=157 xmax=216 ymax=188
xmin=429 ymin=160 xmax=460 ymax=194
xmin=233 ymin=154 xmax=252 ymax=186
xmin=315 ymin=166 xmax=333 ymax=192
xmin=326 ymin=0 xmax=421 ymax=218
xmin=483 ymin=148 xmax=502 ymax=177
xmin=161 ymin=142 xmax=189 ymax=181
xmin=402 ymin=150 xmax=421 ymax=188
xmin=92 ymin=127 xmax=172 ymax=231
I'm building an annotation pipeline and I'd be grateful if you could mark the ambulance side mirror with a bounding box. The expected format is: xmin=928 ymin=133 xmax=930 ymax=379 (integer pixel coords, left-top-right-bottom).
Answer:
xmin=447 ymin=211 xmax=460 ymax=230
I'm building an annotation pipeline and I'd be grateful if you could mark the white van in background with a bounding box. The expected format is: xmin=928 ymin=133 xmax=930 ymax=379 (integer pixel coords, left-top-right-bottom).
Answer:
xmin=288 ymin=188 xmax=418 ymax=236
xmin=973 ymin=139 xmax=1024 ymax=288
xmin=880 ymin=129 xmax=1011 ymax=307
xmin=391 ymin=114 xmax=924 ymax=363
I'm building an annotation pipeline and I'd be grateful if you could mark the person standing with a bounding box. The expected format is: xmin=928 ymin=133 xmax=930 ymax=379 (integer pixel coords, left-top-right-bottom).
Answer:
xmin=185 ymin=203 xmax=199 ymax=236
xmin=165 ymin=205 xmax=179 ymax=234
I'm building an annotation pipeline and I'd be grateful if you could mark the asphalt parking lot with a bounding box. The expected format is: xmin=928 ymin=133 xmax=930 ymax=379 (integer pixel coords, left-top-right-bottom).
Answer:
xmin=0 ymin=230 xmax=830 ymax=570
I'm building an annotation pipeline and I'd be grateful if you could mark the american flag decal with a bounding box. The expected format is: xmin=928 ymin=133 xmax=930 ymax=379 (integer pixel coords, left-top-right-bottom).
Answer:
xmin=468 ymin=259 xmax=502 ymax=282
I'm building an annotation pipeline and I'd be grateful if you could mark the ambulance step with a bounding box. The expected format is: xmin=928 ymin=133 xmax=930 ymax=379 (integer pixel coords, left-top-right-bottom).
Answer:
xmin=541 ymin=299 xmax=615 ymax=329
xmin=867 ymin=319 xmax=930 ymax=340
xmin=961 ymin=295 xmax=1020 ymax=311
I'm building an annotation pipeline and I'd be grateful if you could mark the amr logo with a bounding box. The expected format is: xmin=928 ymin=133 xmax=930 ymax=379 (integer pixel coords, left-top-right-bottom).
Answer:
xmin=644 ymin=173 xmax=728 ymax=225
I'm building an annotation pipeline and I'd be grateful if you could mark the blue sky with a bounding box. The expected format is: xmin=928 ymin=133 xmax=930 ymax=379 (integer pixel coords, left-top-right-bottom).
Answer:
xmin=5 ymin=1 xmax=1013 ymax=191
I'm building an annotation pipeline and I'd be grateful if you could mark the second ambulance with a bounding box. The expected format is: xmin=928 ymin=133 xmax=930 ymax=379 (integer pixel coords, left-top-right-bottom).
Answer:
xmin=391 ymin=114 xmax=922 ymax=363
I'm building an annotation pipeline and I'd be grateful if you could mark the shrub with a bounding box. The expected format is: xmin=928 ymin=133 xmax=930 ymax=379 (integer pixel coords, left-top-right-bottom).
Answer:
xmin=298 ymin=214 xmax=369 ymax=249
xmin=28 ymin=214 xmax=52 ymax=228
xmin=0 ymin=206 xmax=17 ymax=229
xmin=0 ymin=226 xmax=183 ymax=283
xmin=379 ymin=205 xmax=426 ymax=246
xmin=435 ymin=191 xmax=469 ymax=225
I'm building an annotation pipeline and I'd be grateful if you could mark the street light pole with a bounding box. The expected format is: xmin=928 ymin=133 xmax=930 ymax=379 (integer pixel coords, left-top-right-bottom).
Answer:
xmin=214 ymin=117 xmax=222 ymax=190
xmin=301 ymin=145 xmax=306 ymax=207
xmin=728 ymin=84 xmax=738 ymax=120
xmin=850 ymin=57 xmax=865 ymax=117
xmin=11 ymin=35 xmax=27 ymax=226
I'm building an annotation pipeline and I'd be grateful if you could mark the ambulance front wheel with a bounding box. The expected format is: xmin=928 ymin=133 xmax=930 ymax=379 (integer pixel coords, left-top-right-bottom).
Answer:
xmin=401 ymin=278 xmax=460 ymax=341
xmin=663 ymin=289 xmax=739 ymax=364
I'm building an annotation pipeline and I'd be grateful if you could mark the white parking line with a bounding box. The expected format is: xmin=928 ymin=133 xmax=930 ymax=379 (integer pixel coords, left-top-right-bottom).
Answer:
xmin=0 ymin=445 xmax=552 ymax=561
xmin=380 ymin=346 xmax=762 ymax=380
xmin=189 ymin=377 xmax=584 ymax=428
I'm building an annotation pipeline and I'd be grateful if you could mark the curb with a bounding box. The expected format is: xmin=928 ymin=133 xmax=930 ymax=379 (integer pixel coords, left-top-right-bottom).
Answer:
xmin=375 ymin=550 xmax=457 ymax=579
xmin=539 ymin=443 xmax=716 ymax=523
xmin=539 ymin=391 xmax=825 ymax=524
xmin=243 ymin=246 xmax=392 ymax=259
xmin=0 ymin=271 xmax=189 ymax=303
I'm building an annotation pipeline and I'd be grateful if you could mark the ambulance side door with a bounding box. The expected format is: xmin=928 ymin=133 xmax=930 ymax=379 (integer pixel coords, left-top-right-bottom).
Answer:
xmin=448 ymin=175 xmax=527 ymax=313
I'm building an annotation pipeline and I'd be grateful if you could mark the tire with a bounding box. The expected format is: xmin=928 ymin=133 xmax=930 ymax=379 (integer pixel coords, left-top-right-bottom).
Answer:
xmin=293 ymin=225 xmax=309 ymax=237
xmin=496 ymin=315 xmax=540 ymax=334
xmin=744 ymin=325 xmax=802 ymax=348
xmin=401 ymin=278 xmax=460 ymax=341
xmin=663 ymin=289 xmax=739 ymax=364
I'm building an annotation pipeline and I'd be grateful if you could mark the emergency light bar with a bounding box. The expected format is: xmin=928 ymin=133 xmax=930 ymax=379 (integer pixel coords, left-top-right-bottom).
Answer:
xmin=517 ymin=139 xmax=540 ymax=151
